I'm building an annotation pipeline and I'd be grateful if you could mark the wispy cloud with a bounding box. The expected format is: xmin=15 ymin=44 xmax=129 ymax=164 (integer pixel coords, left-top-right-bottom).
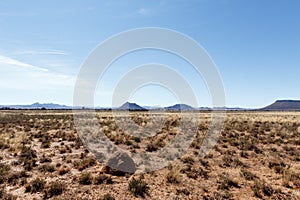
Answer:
xmin=0 ymin=55 xmax=48 ymax=72
xmin=11 ymin=49 xmax=69 ymax=56
xmin=0 ymin=55 xmax=75 ymax=90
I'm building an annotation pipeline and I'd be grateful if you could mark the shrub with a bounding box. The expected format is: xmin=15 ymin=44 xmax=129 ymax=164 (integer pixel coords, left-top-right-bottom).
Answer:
xmin=19 ymin=146 xmax=37 ymax=171
xmin=146 ymin=142 xmax=158 ymax=152
xmin=252 ymin=179 xmax=274 ymax=198
xmin=0 ymin=163 xmax=10 ymax=184
xmin=240 ymin=169 xmax=257 ymax=181
xmin=102 ymin=193 xmax=115 ymax=200
xmin=44 ymin=181 xmax=64 ymax=198
xmin=79 ymin=172 xmax=92 ymax=185
xmin=181 ymin=156 xmax=195 ymax=165
xmin=128 ymin=178 xmax=149 ymax=197
xmin=40 ymin=135 xmax=51 ymax=148
xmin=25 ymin=178 xmax=46 ymax=193
xmin=74 ymin=157 xmax=96 ymax=171
xmin=40 ymin=154 xmax=52 ymax=163
xmin=39 ymin=164 xmax=55 ymax=173
xmin=218 ymin=175 xmax=240 ymax=190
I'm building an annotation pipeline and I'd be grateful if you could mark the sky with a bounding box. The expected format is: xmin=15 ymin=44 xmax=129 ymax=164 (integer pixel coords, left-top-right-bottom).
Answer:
xmin=0 ymin=0 xmax=299 ymax=108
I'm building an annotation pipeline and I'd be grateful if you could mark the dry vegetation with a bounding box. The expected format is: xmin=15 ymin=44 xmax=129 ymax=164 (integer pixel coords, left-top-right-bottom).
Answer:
xmin=0 ymin=110 xmax=299 ymax=199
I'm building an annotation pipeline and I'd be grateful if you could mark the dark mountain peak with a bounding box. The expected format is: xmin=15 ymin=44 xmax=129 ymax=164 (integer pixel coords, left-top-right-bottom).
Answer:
xmin=262 ymin=99 xmax=300 ymax=110
xmin=165 ymin=104 xmax=194 ymax=111
xmin=118 ymin=102 xmax=147 ymax=111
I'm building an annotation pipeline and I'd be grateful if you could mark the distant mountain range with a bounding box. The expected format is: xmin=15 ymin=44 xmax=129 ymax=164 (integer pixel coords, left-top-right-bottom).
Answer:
xmin=1 ymin=100 xmax=300 ymax=111
xmin=0 ymin=102 xmax=70 ymax=109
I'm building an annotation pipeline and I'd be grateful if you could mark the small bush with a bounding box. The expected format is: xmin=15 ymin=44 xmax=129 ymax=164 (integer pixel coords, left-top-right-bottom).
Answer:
xmin=252 ymin=179 xmax=274 ymax=198
xmin=102 ymin=193 xmax=115 ymax=200
xmin=146 ymin=142 xmax=158 ymax=152
xmin=128 ymin=178 xmax=149 ymax=197
xmin=240 ymin=169 xmax=257 ymax=181
xmin=74 ymin=157 xmax=96 ymax=171
xmin=19 ymin=146 xmax=37 ymax=171
xmin=44 ymin=181 xmax=64 ymax=198
xmin=181 ymin=156 xmax=195 ymax=165
xmin=218 ymin=175 xmax=240 ymax=190
xmin=0 ymin=163 xmax=10 ymax=184
xmin=40 ymin=135 xmax=51 ymax=148
xmin=25 ymin=178 xmax=46 ymax=193
xmin=79 ymin=172 xmax=92 ymax=185
xmin=39 ymin=164 xmax=55 ymax=173
xmin=40 ymin=155 xmax=52 ymax=163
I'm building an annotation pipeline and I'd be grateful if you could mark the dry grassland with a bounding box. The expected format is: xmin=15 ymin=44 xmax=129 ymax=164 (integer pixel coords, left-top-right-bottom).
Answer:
xmin=0 ymin=110 xmax=299 ymax=199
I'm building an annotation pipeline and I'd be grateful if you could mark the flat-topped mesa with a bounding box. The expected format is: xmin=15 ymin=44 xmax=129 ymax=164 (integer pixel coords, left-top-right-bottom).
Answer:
xmin=262 ymin=100 xmax=300 ymax=110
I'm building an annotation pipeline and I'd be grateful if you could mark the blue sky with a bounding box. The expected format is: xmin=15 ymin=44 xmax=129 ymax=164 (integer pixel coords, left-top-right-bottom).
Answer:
xmin=0 ymin=0 xmax=299 ymax=108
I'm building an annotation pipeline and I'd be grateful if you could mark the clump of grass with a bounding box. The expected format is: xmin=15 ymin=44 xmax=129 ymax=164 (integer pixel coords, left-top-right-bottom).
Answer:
xmin=7 ymin=170 xmax=28 ymax=186
xmin=146 ymin=142 xmax=158 ymax=152
xmin=38 ymin=164 xmax=55 ymax=173
xmin=78 ymin=172 xmax=92 ymax=185
xmin=240 ymin=168 xmax=257 ymax=181
xmin=102 ymin=193 xmax=115 ymax=200
xmin=0 ymin=163 xmax=10 ymax=184
xmin=74 ymin=156 xmax=96 ymax=171
xmin=19 ymin=145 xmax=37 ymax=171
xmin=218 ymin=174 xmax=240 ymax=190
xmin=282 ymin=168 xmax=300 ymax=188
xmin=252 ymin=179 xmax=274 ymax=198
xmin=181 ymin=156 xmax=195 ymax=165
xmin=166 ymin=163 xmax=182 ymax=184
xmin=268 ymin=160 xmax=288 ymax=174
xmin=40 ymin=135 xmax=51 ymax=148
xmin=0 ymin=141 xmax=10 ymax=150
xmin=39 ymin=154 xmax=52 ymax=163
xmin=44 ymin=181 xmax=64 ymax=198
xmin=25 ymin=178 xmax=46 ymax=193
xmin=128 ymin=178 xmax=149 ymax=197
xmin=186 ymin=167 xmax=209 ymax=180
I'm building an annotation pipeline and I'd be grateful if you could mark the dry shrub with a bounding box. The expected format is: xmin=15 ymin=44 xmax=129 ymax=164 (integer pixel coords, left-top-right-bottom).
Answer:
xmin=25 ymin=178 xmax=46 ymax=193
xmin=218 ymin=174 xmax=240 ymax=190
xmin=44 ymin=181 xmax=64 ymax=198
xmin=240 ymin=168 xmax=257 ymax=181
xmin=252 ymin=179 xmax=274 ymax=198
xmin=73 ymin=156 xmax=96 ymax=171
xmin=78 ymin=172 xmax=92 ymax=185
xmin=128 ymin=178 xmax=149 ymax=197
xmin=166 ymin=163 xmax=183 ymax=184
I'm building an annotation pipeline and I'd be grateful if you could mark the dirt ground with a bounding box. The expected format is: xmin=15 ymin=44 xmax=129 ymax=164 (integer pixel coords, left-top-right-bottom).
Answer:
xmin=0 ymin=110 xmax=299 ymax=200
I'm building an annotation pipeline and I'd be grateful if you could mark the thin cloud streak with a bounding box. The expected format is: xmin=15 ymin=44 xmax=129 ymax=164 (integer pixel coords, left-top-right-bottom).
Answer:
xmin=0 ymin=55 xmax=48 ymax=72
xmin=11 ymin=49 xmax=69 ymax=56
xmin=0 ymin=54 xmax=75 ymax=90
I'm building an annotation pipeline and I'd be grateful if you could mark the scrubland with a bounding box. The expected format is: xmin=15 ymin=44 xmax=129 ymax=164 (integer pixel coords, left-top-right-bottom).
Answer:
xmin=0 ymin=110 xmax=299 ymax=199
